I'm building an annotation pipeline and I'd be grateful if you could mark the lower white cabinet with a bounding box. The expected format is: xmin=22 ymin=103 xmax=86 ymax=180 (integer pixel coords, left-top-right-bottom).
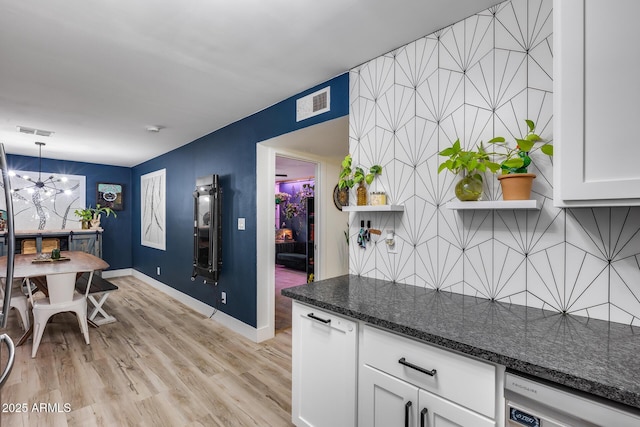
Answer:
xmin=291 ymin=301 xmax=358 ymax=427
xmin=290 ymin=305 xmax=502 ymax=427
xmin=358 ymin=325 xmax=499 ymax=427
xmin=359 ymin=365 xmax=494 ymax=427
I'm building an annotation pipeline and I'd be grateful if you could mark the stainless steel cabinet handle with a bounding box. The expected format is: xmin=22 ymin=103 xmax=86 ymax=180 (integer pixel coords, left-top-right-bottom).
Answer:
xmin=420 ymin=408 xmax=428 ymax=427
xmin=405 ymin=401 xmax=412 ymax=427
xmin=0 ymin=334 xmax=15 ymax=388
xmin=307 ymin=313 xmax=331 ymax=324
xmin=398 ymin=357 xmax=437 ymax=376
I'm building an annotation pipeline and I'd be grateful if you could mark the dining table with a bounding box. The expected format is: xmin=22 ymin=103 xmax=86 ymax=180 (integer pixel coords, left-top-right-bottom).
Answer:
xmin=0 ymin=251 xmax=109 ymax=346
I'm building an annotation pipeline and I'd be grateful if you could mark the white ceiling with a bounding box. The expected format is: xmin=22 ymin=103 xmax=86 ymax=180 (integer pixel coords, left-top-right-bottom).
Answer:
xmin=0 ymin=0 xmax=499 ymax=167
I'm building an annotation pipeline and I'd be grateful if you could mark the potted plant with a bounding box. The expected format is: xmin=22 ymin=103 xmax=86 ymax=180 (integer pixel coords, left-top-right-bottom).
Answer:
xmin=488 ymin=119 xmax=553 ymax=200
xmin=338 ymin=154 xmax=383 ymax=206
xmin=438 ymin=140 xmax=500 ymax=201
xmin=74 ymin=204 xmax=117 ymax=229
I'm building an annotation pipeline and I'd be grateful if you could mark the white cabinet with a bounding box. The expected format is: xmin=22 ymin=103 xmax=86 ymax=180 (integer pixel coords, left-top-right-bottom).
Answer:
xmin=419 ymin=389 xmax=494 ymax=427
xmin=358 ymin=325 xmax=499 ymax=427
xmin=359 ymin=365 xmax=418 ymax=427
xmin=554 ymin=0 xmax=640 ymax=206
xmin=291 ymin=301 xmax=358 ymax=427
xmin=359 ymin=366 xmax=494 ymax=427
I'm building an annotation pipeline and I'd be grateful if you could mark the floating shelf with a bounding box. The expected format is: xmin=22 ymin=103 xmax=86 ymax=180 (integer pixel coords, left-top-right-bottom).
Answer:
xmin=447 ymin=200 xmax=539 ymax=210
xmin=341 ymin=205 xmax=405 ymax=212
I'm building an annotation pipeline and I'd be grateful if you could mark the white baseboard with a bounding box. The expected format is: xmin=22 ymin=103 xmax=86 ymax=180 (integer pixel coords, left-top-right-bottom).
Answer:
xmin=130 ymin=270 xmax=263 ymax=343
xmin=102 ymin=268 xmax=133 ymax=278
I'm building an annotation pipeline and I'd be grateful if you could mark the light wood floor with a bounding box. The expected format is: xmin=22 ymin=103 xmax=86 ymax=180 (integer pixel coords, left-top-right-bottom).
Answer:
xmin=274 ymin=266 xmax=306 ymax=333
xmin=0 ymin=276 xmax=294 ymax=427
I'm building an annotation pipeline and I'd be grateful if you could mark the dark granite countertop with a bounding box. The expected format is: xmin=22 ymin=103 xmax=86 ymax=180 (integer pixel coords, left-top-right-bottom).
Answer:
xmin=282 ymin=274 xmax=640 ymax=411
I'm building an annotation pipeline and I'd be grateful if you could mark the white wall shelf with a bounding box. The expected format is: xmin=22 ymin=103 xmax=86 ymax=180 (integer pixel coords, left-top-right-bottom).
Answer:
xmin=341 ymin=205 xmax=404 ymax=212
xmin=447 ymin=200 xmax=539 ymax=210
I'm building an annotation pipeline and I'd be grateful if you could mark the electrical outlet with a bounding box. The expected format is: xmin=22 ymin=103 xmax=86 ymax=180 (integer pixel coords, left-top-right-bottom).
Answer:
xmin=156 ymin=266 xmax=161 ymax=275
xmin=221 ymin=291 xmax=227 ymax=304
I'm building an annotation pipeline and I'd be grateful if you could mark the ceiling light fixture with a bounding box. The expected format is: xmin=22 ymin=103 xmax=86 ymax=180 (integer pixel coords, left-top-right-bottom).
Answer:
xmin=10 ymin=142 xmax=71 ymax=198
xmin=146 ymin=125 xmax=162 ymax=132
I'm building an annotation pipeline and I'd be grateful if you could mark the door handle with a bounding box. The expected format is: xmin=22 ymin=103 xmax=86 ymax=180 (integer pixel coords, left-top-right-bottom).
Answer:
xmin=307 ymin=313 xmax=331 ymax=324
xmin=405 ymin=401 xmax=412 ymax=427
xmin=0 ymin=334 xmax=15 ymax=388
xmin=399 ymin=357 xmax=437 ymax=376
xmin=420 ymin=408 xmax=428 ymax=427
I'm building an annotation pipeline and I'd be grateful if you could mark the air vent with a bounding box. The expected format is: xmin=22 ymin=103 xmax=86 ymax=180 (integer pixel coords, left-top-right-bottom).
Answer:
xmin=296 ymin=87 xmax=330 ymax=122
xmin=17 ymin=126 xmax=54 ymax=137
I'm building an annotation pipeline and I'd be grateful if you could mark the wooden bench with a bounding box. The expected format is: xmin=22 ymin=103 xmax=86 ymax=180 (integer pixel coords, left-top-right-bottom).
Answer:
xmin=75 ymin=272 xmax=118 ymax=326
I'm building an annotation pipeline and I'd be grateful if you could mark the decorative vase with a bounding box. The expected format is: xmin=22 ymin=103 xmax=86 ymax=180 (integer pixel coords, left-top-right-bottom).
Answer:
xmin=455 ymin=175 xmax=483 ymax=201
xmin=81 ymin=220 xmax=90 ymax=230
xmin=356 ymin=181 xmax=367 ymax=206
xmin=498 ymin=173 xmax=536 ymax=200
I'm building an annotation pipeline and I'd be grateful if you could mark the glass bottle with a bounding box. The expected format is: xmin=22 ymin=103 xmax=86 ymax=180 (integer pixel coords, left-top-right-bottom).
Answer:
xmin=356 ymin=181 xmax=367 ymax=206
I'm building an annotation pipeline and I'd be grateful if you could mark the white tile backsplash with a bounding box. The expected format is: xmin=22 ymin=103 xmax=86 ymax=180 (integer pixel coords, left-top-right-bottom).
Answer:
xmin=348 ymin=0 xmax=640 ymax=325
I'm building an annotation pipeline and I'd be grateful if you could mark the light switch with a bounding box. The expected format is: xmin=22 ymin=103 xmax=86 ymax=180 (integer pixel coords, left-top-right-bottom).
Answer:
xmin=238 ymin=217 xmax=246 ymax=230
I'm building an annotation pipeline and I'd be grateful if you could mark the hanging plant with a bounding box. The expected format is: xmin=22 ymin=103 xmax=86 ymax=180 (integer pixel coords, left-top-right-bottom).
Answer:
xmin=280 ymin=184 xmax=314 ymax=219
xmin=275 ymin=192 xmax=290 ymax=205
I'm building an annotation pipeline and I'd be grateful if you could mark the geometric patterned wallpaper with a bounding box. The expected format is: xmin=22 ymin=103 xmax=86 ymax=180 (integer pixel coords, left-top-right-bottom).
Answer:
xmin=348 ymin=0 xmax=640 ymax=326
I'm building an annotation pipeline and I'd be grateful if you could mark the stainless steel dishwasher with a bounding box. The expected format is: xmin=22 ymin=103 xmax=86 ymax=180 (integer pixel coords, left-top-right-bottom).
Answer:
xmin=505 ymin=371 xmax=640 ymax=427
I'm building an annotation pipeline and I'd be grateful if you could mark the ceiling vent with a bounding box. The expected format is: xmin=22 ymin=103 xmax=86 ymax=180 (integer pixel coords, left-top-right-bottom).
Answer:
xmin=296 ymin=87 xmax=330 ymax=122
xmin=17 ymin=126 xmax=54 ymax=137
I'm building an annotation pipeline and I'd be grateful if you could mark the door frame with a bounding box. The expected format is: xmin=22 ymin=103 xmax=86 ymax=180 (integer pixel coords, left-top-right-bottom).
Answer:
xmin=256 ymin=144 xmax=322 ymax=341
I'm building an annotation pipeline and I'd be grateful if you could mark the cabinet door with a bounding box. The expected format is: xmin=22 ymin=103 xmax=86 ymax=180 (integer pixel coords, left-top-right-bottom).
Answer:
xmin=554 ymin=0 xmax=640 ymax=206
xmin=292 ymin=302 xmax=357 ymax=427
xmin=419 ymin=389 xmax=495 ymax=427
xmin=68 ymin=233 xmax=101 ymax=257
xmin=359 ymin=364 xmax=418 ymax=427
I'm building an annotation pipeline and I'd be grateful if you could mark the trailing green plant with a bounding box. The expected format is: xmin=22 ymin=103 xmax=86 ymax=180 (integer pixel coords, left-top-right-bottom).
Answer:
xmin=437 ymin=140 xmax=501 ymax=181
xmin=74 ymin=204 xmax=117 ymax=221
xmin=338 ymin=154 xmax=382 ymax=190
xmin=487 ymin=119 xmax=553 ymax=174
xmin=282 ymin=184 xmax=314 ymax=220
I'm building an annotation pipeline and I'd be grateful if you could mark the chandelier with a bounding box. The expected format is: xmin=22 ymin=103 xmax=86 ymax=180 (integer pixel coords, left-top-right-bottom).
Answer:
xmin=10 ymin=142 xmax=71 ymax=197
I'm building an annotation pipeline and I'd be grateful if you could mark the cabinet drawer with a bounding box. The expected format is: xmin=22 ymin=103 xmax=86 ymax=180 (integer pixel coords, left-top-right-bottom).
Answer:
xmin=362 ymin=325 xmax=496 ymax=418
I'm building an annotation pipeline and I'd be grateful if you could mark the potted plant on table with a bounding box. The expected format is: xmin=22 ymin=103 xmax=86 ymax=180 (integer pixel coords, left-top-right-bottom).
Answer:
xmin=338 ymin=154 xmax=383 ymax=206
xmin=74 ymin=204 xmax=117 ymax=229
xmin=438 ymin=140 xmax=500 ymax=201
xmin=487 ymin=119 xmax=553 ymax=200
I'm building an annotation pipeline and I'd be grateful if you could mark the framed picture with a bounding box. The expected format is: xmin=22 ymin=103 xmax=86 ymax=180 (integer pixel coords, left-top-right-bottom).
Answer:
xmin=97 ymin=183 xmax=124 ymax=211
xmin=0 ymin=170 xmax=86 ymax=230
xmin=141 ymin=169 xmax=166 ymax=250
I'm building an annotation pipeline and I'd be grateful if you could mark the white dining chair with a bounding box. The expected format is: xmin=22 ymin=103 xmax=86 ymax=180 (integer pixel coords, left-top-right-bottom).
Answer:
xmin=27 ymin=271 xmax=94 ymax=358
xmin=0 ymin=278 xmax=30 ymax=332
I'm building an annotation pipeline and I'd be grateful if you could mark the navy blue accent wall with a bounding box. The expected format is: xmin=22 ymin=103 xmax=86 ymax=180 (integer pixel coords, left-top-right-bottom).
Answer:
xmin=7 ymin=154 xmax=133 ymax=270
xmin=132 ymin=73 xmax=348 ymax=327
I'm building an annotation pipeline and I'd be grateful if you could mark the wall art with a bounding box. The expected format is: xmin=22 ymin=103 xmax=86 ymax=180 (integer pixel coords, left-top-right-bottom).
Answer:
xmin=141 ymin=169 xmax=166 ymax=250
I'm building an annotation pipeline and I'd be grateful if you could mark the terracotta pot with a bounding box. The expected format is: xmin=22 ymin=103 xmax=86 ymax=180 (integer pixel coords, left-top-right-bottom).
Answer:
xmin=498 ymin=173 xmax=536 ymax=200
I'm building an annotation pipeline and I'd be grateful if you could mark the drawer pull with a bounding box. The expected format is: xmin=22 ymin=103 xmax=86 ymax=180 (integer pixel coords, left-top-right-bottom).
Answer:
xmin=398 ymin=357 xmax=437 ymax=377
xmin=405 ymin=401 xmax=412 ymax=427
xmin=307 ymin=313 xmax=331 ymax=324
xmin=420 ymin=408 xmax=428 ymax=427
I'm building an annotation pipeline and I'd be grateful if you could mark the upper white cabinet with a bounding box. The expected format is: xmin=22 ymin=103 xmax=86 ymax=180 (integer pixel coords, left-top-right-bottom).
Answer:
xmin=554 ymin=0 xmax=640 ymax=206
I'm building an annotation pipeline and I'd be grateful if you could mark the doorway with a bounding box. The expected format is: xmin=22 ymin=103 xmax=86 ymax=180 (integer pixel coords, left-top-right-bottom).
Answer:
xmin=274 ymin=156 xmax=316 ymax=332
xmin=255 ymin=116 xmax=349 ymax=342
